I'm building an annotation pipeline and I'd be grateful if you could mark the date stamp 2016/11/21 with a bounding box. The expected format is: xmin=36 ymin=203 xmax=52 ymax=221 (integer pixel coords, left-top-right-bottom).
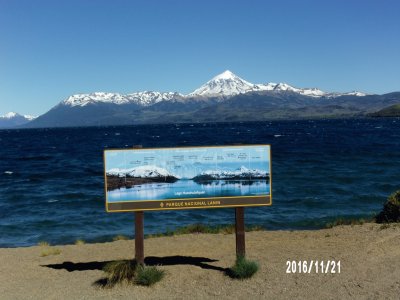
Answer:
xmin=286 ymin=260 xmax=341 ymax=274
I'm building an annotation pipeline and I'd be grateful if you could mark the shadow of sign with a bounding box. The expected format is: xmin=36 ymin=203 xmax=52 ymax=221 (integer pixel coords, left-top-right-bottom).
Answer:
xmin=42 ymin=255 xmax=228 ymax=273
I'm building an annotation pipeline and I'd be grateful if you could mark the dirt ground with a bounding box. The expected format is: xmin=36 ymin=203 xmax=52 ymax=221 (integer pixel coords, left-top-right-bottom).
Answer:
xmin=0 ymin=223 xmax=399 ymax=299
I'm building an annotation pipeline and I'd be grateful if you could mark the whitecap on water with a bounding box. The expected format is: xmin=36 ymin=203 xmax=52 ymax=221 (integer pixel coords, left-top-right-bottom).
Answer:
xmin=274 ymin=134 xmax=283 ymax=137
xmin=47 ymin=199 xmax=58 ymax=203
xmin=4 ymin=171 xmax=13 ymax=175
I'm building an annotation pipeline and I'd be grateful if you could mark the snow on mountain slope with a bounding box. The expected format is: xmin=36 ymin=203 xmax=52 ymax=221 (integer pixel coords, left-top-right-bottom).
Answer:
xmin=253 ymin=82 xmax=325 ymax=97
xmin=107 ymin=165 xmax=179 ymax=179
xmin=188 ymin=70 xmax=255 ymax=97
xmin=0 ymin=112 xmax=37 ymax=120
xmin=23 ymin=114 xmax=37 ymax=121
xmin=62 ymin=91 xmax=183 ymax=107
xmin=2 ymin=112 xmax=18 ymax=119
xmin=187 ymin=71 xmax=366 ymax=98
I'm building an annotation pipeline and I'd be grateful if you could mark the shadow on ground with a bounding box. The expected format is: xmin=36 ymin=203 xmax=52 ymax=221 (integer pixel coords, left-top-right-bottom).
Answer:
xmin=42 ymin=255 xmax=228 ymax=271
xmin=42 ymin=255 xmax=229 ymax=288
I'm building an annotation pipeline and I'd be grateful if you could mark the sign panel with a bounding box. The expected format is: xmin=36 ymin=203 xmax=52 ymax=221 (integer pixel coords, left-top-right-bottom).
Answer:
xmin=104 ymin=145 xmax=271 ymax=212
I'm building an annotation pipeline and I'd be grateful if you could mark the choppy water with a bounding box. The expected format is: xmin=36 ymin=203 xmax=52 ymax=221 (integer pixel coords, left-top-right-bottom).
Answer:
xmin=1 ymin=119 xmax=399 ymax=247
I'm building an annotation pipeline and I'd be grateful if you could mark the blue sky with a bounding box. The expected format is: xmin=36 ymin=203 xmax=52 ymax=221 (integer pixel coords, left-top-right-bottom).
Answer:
xmin=1 ymin=0 xmax=399 ymax=116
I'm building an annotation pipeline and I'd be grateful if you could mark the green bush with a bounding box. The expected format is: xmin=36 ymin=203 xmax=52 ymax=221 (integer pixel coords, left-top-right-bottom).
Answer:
xmin=135 ymin=265 xmax=165 ymax=286
xmin=103 ymin=260 xmax=137 ymax=287
xmin=227 ymin=256 xmax=259 ymax=279
xmin=102 ymin=260 xmax=164 ymax=287
xmin=376 ymin=190 xmax=400 ymax=223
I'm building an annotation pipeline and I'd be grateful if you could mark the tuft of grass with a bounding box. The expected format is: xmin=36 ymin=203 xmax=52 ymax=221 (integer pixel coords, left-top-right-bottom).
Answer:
xmin=101 ymin=260 xmax=164 ymax=287
xmin=135 ymin=265 xmax=165 ymax=286
xmin=112 ymin=235 xmax=129 ymax=241
xmin=38 ymin=241 xmax=50 ymax=247
xmin=75 ymin=239 xmax=85 ymax=245
xmin=145 ymin=223 xmax=266 ymax=239
xmin=376 ymin=190 xmax=400 ymax=223
xmin=379 ymin=223 xmax=391 ymax=230
xmin=325 ymin=233 xmax=331 ymax=238
xmin=103 ymin=260 xmax=137 ymax=287
xmin=219 ymin=224 xmax=236 ymax=234
xmin=40 ymin=247 xmax=61 ymax=257
xmin=227 ymin=256 xmax=259 ymax=279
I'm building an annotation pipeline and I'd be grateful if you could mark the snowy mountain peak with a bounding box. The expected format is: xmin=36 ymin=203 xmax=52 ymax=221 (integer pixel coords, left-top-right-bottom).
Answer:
xmin=189 ymin=70 xmax=254 ymax=97
xmin=212 ymin=70 xmax=237 ymax=80
xmin=1 ymin=112 xmax=18 ymax=119
xmin=0 ymin=112 xmax=36 ymax=128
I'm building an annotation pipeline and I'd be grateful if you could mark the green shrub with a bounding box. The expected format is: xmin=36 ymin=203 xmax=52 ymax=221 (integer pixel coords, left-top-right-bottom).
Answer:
xmin=376 ymin=190 xmax=400 ymax=223
xmin=227 ymin=256 xmax=259 ymax=279
xmin=103 ymin=260 xmax=137 ymax=287
xmin=135 ymin=265 xmax=165 ymax=286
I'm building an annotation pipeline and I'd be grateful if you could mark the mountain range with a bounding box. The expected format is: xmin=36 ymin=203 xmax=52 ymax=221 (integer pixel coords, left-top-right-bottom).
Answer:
xmin=4 ymin=70 xmax=400 ymax=128
xmin=0 ymin=112 xmax=36 ymax=128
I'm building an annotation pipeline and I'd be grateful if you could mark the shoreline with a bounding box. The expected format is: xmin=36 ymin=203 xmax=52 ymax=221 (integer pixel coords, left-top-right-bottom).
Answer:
xmin=0 ymin=223 xmax=399 ymax=299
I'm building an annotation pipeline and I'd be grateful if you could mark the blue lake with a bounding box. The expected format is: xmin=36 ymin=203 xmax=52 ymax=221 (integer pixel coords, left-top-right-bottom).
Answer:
xmin=0 ymin=118 xmax=399 ymax=247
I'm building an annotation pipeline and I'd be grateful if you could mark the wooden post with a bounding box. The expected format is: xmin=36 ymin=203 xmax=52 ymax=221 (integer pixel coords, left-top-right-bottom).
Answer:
xmin=235 ymin=207 xmax=246 ymax=258
xmin=135 ymin=211 xmax=144 ymax=265
xmin=133 ymin=145 xmax=144 ymax=265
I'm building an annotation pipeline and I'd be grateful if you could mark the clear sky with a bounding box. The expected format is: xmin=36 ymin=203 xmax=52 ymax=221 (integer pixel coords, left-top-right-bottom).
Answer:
xmin=1 ymin=0 xmax=399 ymax=116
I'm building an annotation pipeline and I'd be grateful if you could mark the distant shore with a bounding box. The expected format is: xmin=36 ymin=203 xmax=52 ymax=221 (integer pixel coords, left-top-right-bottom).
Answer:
xmin=0 ymin=223 xmax=399 ymax=299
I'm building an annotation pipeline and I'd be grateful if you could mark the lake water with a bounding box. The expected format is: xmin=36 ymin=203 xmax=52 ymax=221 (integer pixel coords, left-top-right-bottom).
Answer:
xmin=0 ymin=118 xmax=399 ymax=247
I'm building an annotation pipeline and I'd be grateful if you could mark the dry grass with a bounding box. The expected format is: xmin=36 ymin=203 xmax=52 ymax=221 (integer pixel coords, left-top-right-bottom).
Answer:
xmin=40 ymin=247 xmax=61 ymax=257
xmin=37 ymin=241 xmax=50 ymax=247
xmin=102 ymin=260 xmax=137 ymax=287
xmin=75 ymin=239 xmax=85 ymax=245
xmin=112 ymin=235 xmax=129 ymax=241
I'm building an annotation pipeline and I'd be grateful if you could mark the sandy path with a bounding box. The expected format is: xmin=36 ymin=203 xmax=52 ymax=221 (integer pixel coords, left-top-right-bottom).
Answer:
xmin=0 ymin=223 xmax=399 ymax=299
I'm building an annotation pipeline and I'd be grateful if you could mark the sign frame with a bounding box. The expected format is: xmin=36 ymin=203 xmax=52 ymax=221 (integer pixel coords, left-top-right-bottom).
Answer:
xmin=103 ymin=144 xmax=272 ymax=212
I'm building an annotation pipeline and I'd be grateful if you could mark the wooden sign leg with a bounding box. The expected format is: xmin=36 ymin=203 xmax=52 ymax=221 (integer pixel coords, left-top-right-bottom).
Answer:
xmin=235 ymin=207 xmax=246 ymax=258
xmin=135 ymin=211 xmax=144 ymax=265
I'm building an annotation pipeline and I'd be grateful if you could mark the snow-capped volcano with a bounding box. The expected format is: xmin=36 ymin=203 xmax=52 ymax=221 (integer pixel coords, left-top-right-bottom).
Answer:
xmin=188 ymin=70 xmax=255 ymax=97
xmin=188 ymin=70 xmax=365 ymax=98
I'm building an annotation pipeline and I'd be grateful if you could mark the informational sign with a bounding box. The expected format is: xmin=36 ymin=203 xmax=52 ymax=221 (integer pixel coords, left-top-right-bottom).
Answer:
xmin=104 ymin=145 xmax=271 ymax=212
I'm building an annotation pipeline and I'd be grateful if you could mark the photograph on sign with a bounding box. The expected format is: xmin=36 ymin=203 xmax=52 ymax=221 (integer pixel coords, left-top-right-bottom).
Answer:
xmin=104 ymin=145 xmax=271 ymax=211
